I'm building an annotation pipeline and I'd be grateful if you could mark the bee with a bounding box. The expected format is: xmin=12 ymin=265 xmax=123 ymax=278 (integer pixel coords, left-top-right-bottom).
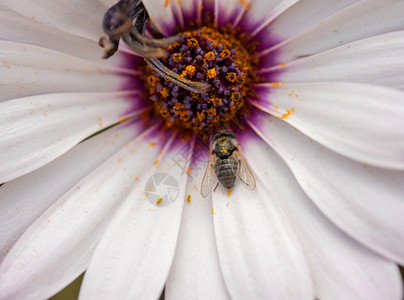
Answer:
xmin=201 ymin=131 xmax=256 ymax=197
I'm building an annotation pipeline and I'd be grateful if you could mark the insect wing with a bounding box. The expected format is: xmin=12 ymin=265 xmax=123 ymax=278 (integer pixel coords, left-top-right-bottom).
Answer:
xmin=200 ymin=154 xmax=219 ymax=198
xmin=233 ymin=149 xmax=256 ymax=191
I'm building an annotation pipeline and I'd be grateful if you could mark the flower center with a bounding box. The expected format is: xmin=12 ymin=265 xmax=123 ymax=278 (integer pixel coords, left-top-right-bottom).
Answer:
xmin=142 ymin=26 xmax=257 ymax=138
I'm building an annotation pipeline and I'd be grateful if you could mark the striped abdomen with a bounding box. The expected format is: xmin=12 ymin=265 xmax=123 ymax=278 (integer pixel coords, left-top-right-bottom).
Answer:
xmin=214 ymin=156 xmax=238 ymax=189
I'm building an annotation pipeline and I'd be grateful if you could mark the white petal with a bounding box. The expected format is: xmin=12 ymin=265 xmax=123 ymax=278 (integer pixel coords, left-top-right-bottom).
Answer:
xmin=239 ymin=0 xmax=299 ymax=35
xmin=259 ymin=0 xmax=404 ymax=67
xmin=241 ymin=133 xmax=403 ymax=300
xmin=0 ymin=40 xmax=132 ymax=102
xmin=259 ymin=31 xmax=404 ymax=88
xmin=249 ymin=111 xmax=404 ymax=265
xmin=0 ymin=126 xmax=164 ymax=300
xmin=253 ymin=82 xmax=404 ymax=169
xmin=166 ymin=162 xmax=230 ymax=300
xmin=142 ymin=0 xmax=177 ymax=36
xmin=0 ymin=91 xmax=147 ymax=183
xmin=215 ymin=0 xmax=246 ymax=28
xmin=212 ymin=174 xmax=313 ymax=299
xmin=253 ymin=0 xmax=359 ymax=51
xmin=1 ymin=0 xmax=108 ymax=42
xmin=0 ymin=119 xmax=145 ymax=262
xmin=0 ymin=5 xmax=124 ymax=65
xmin=79 ymin=137 xmax=193 ymax=300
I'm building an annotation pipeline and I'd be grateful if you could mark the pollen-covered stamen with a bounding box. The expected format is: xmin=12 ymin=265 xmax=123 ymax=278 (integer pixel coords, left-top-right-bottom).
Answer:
xmin=143 ymin=26 xmax=257 ymax=137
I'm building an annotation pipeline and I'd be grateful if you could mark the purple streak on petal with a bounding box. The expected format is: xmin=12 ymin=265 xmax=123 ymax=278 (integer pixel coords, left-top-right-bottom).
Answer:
xmin=215 ymin=3 xmax=245 ymax=29
xmin=233 ymin=124 xmax=259 ymax=149
xmin=256 ymin=64 xmax=292 ymax=83
xmin=253 ymin=44 xmax=282 ymax=74
xmin=201 ymin=0 xmax=215 ymax=23
xmin=246 ymin=25 xmax=284 ymax=52
xmin=181 ymin=0 xmax=203 ymax=26
xmin=110 ymin=52 xmax=154 ymax=118
xmin=118 ymin=90 xmax=151 ymax=118
xmin=155 ymin=17 xmax=180 ymax=37
xmin=237 ymin=12 xmax=270 ymax=36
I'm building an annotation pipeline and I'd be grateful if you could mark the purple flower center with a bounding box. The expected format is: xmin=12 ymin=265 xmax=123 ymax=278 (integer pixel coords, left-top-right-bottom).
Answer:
xmin=142 ymin=26 xmax=259 ymax=138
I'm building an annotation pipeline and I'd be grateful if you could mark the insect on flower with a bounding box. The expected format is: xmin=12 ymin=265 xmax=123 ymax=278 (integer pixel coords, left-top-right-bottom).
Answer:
xmin=99 ymin=0 xmax=209 ymax=93
xmin=201 ymin=131 xmax=256 ymax=197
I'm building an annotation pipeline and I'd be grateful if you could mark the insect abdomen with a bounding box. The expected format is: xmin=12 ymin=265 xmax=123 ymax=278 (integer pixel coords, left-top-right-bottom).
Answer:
xmin=214 ymin=157 xmax=238 ymax=190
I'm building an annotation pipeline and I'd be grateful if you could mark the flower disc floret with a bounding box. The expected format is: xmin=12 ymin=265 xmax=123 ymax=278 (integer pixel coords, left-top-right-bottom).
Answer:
xmin=143 ymin=26 xmax=257 ymax=137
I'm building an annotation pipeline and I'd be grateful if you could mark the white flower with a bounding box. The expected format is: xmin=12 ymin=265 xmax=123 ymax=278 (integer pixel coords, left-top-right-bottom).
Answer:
xmin=0 ymin=0 xmax=404 ymax=299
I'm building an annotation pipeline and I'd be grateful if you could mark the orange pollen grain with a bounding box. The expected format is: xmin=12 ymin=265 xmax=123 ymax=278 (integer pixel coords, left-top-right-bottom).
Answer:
xmin=196 ymin=111 xmax=206 ymax=122
xmin=240 ymin=0 xmax=249 ymax=10
xmin=211 ymin=97 xmax=222 ymax=106
xmin=187 ymin=195 xmax=191 ymax=202
xmin=173 ymin=53 xmax=183 ymax=63
xmin=185 ymin=65 xmax=196 ymax=77
xmin=160 ymin=87 xmax=170 ymax=97
xmin=226 ymin=72 xmax=237 ymax=83
xmin=147 ymin=75 xmax=160 ymax=87
xmin=187 ymin=38 xmax=199 ymax=48
xmin=164 ymin=0 xmax=169 ymax=8
xmin=207 ymin=68 xmax=217 ymax=79
xmin=173 ymin=102 xmax=184 ymax=114
xmin=271 ymin=82 xmax=287 ymax=87
xmin=160 ymin=107 xmax=170 ymax=118
xmin=220 ymin=49 xmax=230 ymax=60
xmin=204 ymin=51 xmax=215 ymax=61
xmin=207 ymin=107 xmax=217 ymax=117
xmin=280 ymin=107 xmax=295 ymax=120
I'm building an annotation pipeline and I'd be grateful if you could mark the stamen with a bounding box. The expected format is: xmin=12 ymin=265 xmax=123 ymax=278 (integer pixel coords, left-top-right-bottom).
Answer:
xmin=145 ymin=58 xmax=209 ymax=93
